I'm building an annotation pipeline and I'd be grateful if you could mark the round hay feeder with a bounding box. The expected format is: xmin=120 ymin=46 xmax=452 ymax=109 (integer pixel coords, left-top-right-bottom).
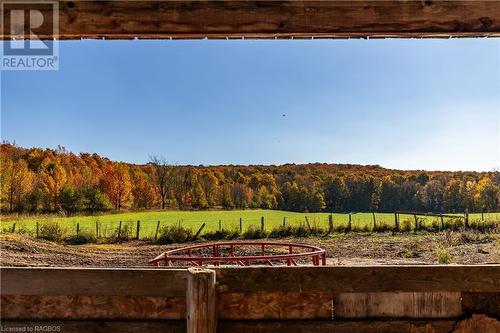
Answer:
xmin=150 ymin=241 xmax=326 ymax=267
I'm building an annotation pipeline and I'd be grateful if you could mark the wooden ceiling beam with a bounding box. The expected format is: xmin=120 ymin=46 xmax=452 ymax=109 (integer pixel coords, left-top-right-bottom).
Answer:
xmin=2 ymin=1 xmax=500 ymax=40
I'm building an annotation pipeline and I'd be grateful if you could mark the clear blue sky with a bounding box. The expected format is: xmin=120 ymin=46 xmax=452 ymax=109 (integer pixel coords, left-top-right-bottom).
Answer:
xmin=1 ymin=38 xmax=499 ymax=171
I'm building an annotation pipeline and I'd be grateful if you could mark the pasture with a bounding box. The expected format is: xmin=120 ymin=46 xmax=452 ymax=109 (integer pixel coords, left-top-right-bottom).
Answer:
xmin=1 ymin=210 xmax=498 ymax=240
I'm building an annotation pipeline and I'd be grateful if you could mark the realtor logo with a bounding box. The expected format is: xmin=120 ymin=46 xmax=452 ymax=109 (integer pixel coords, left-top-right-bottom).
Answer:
xmin=1 ymin=1 xmax=59 ymax=70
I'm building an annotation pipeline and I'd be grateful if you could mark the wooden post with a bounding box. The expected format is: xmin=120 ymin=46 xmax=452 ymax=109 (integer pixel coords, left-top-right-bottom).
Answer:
xmin=283 ymin=216 xmax=286 ymax=227
xmin=36 ymin=222 xmax=39 ymax=238
xmin=118 ymin=221 xmax=122 ymax=239
xmin=481 ymin=212 xmax=484 ymax=221
xmin=186 ymin=267 xmax=216 ymax=333
xmin=414 ymin=214 xmax=419 ymax=231
xmin=218 ymin=220 xmax=222 ymax=231
xmin=239 ymin=218 xmax=242 ymax=232
xmin=440 ymin=215 xmax=445 ymax=230
xmin=261 ymin=216 xmax=264 ymax=231
xmin=394 ymin=212 xmax=399 ymax=231
xmin=347 ymin=214 xmax=352 ymax=232
xmin=305 ymin=216 xmax=312 ymax=232
xmin=328 ymin=214 xmax=333 ymax=232
xmin=76 ymin=223 xmax=80 ymax=235
xmin=95 ymin=221 xmax=99 ymax=238
xmin=155 ymin=221 xmax=160 ymax=240
xmin=465 ymin=210 xmax=469 ymax=228
xmin=136 ymin=220 xmax=140 ymax=240
xmin=193 ymin=223 xmax=206 ymax=240
xmin=372 ymin=212 xmax=376 ymax=230
xmin=11 ymin=223 xmax=16 ymax=233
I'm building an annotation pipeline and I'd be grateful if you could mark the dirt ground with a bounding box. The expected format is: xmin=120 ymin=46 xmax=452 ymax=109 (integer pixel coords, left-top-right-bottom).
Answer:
xmin=1 ymin=230 xmax=498 ymax=267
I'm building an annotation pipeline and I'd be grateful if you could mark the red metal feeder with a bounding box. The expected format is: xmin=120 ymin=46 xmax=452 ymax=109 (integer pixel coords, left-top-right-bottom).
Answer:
xmin=149 ymin=241 xmax=327 ymax=267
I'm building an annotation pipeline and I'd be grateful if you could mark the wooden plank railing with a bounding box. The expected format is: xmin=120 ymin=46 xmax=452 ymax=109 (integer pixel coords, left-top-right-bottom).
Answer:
xmin=1 ymin=266 xmax=499 ymax=333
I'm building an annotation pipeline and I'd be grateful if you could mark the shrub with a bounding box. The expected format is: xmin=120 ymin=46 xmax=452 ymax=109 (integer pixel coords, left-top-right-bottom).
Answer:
xmin=268 ymin=225 xmax=294 ymax=238
xmin=39 ymin=223 xmax=64 ymax=241
xmin=203 ymin=229 xmax=240 ymax=241
xmin=65 ymin=232 xmax=96 ymax=245
xmin=372 ymin=223 xmax=392 ymax=233
xmin=293 ymin=224 xmax=311 ymax=237
xmin=469 ymin=219 xmax=498 ymax=233
xmin=401 ymin=219 xmax=413 ymax=232
xmin=445 ymin=218 xmax=464 ymax=230
xmin=242 ymin=225 xmax=267 ymax=239
xmin=309 ymin=224 xmax=326 ymax=235
xmin=156 ymin=225 xmax=193 ymax=244
xmin=436 ymin=246 xmax=451 ymax=264
xmin=110 ymin=223 xmax=133 ymax=242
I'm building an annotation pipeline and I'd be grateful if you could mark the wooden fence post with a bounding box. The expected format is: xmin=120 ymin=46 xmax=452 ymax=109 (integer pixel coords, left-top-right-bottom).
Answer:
xmin=328 ymin=214 xmax=333 ymax=232
xmin=95 ymin=221 xmax=99 ymax=238
xmin=187 ymin=267 xmax=216 ymax=333
xmin=261 ymin=217 xmax=264 ymax=231
xmin=394 ymin=212 xmax=399 ymax=231
xmin=136 ymin=220 xmax=140 ymax=240
xmin=11 ymin=223 xmax=16 ymax=233
xmin=414 ymin=214 xmax=419 ymax=231
xmin=193 ymin=223 xmax=206 ymax=240
xmin=465 ymin=210 xmax=469 ymax=228
xmin=283 ymin=216 xmax=286 ymax=227
xmin=372 ymin=212 xmax=376 ymax=230
xmin=481 ymin=212 xmax=484 ymax=221
xmin=118 ymin=221 xmax=122 ymax=239
xmin=218 ymin=220 xmax=222 ymax=231
xmin=239 ymin=218 xmax=242 ymax=232
xmin=440 ymin=215 xmax=444 ymax=230
xmin=76 ymin=223 xmax=80 ymax=235
xmin=305 ymin=216 xmax=312 ymax=232
xmin=155 ymin=221 xmax=160 ymax=240
xmin=36 ymin=222 xmax=39 ymax=238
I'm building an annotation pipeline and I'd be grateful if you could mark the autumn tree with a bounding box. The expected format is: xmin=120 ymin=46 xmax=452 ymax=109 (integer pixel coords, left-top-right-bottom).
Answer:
xmin=149 ymin=155 xmax=171 ymax=209
xmin=40 ymin=160 xmax=67 ymax=211
xmin=1 ymin=158 xmax=34 ymax=212
xmin=476 ymin=177 xmax=498 ymax=212
xmin=101 ymin=163 xmax=132 ymax=210
xmin=131 ymin=167 xmax=157 ymax=209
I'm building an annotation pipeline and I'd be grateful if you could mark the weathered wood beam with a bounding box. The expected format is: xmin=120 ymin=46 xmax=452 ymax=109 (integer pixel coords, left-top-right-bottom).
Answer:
xmin=217 ymin=316 xmax=500 ymax=333
xmin=0 ymin=320 xmax=185 ymax=333
xmin=1 ymin=295 xmax=186 ymax=320
xmin=0 ymin=267 xmax=187 ymax=296
xmin=1 ymin=1 xmax=500 ymax=40
xmin=215 ymin=266 xmax=500 ymax=293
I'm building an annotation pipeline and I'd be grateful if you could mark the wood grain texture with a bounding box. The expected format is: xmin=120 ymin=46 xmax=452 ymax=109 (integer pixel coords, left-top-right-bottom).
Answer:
xmin=334 ymin=292 xmax=462 ymax=319
xmin=0 ymin=320 xmax=185 ymax=333
xmin=1 ymin=295 xmax=185 ymax=320
xmin=218 ymin=292 xmax=333 ymax=320
xmin=1 ymin=1 xmax=500 ymax=40
xmin=0 ymin=267 xmax=187 ymax=296
xmin=461 ymin=293 xmax=500 ymax=318
xmin=218 ymin=319 xmax=458 ymax=333
xmin=186 ymin=268 xmax=216 ymax=333
xmin=215 ymin=266 xmax=500 ymax=293
xmin=452 ymin=315 xmax=500 ymax=333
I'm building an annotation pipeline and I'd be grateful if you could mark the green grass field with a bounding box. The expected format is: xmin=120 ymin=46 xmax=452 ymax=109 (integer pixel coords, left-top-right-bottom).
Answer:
xmin=1 ymin=210 xmax=498 ymax=239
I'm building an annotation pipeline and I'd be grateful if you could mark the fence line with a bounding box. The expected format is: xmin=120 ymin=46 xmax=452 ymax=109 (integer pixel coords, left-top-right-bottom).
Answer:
xmin=1 ymin=211 xmax=499 ymax=242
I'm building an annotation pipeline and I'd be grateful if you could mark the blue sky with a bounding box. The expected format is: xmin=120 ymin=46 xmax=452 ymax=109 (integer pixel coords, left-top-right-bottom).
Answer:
xmin=1 ymin=38 xmax=499 ymax=171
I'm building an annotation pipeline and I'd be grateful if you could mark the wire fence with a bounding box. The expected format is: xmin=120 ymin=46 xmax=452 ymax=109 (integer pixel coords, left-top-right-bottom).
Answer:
xmin=1 ymin=211 xmax=499 ymax=241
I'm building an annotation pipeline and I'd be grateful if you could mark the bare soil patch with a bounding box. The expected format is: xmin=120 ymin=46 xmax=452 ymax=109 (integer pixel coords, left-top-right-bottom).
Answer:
xmin=1 ymin=231 xmax=498 ymax=267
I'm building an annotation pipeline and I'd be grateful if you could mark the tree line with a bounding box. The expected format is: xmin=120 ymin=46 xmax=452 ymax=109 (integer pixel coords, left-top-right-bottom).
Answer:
xmin=1 ymin=143 xmax=499 ymax=215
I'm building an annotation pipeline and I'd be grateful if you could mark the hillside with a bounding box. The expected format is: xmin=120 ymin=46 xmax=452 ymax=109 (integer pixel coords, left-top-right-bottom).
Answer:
xmin=1 ymin=143 xmax=499 ymax=215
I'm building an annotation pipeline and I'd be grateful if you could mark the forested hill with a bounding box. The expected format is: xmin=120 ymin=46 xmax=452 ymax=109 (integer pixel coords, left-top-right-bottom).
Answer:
xmin=1 ymin=143 xmax=498 ymax=215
